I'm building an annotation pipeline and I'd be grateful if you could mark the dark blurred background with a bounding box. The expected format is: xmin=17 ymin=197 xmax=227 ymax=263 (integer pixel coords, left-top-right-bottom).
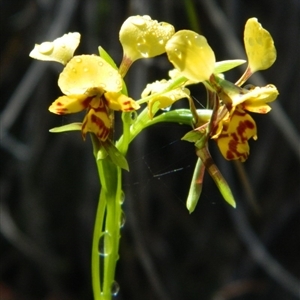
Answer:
xmin=1 ymin=0 xmax=299 ymax=299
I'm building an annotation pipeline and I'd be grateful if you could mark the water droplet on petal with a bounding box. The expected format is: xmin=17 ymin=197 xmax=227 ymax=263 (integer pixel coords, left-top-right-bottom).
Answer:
xmin=111 ymin=281 xmax=120 ymax=296
xmin=39 ymin=42 xmax=54 ymax=54
xmin=84 ymin=67 xmax=88 ymax=72
xmin=98 ymin=61 xmax=103 ymax=67
xmin=75 ymin=58 xmax=82 ymax=63
xmin=98 ymin=231 xmax=112 ymax=257
xmin=158 ymin=38 xmax=165 ymax=45
xmin=137 ymin=43 xmax=150 ymax=58
xmin=72 ymin=68 xmax=77 ymax=73
xmin=174 ymin=48 xmax=182 ymax=59
xmin=136 ymin=37 xmax=150 ymax=57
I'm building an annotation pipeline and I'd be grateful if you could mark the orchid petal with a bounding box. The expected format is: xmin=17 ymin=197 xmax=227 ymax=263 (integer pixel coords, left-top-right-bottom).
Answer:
xmin=49 ymin=94 xmax=91 ymax=115
xmin=215 ymin=109 xmax=257 ymax=162
xmin=29 ymin=32 xmax=80 ymax=65
xmin=58 ymin=55 xmax=122 ymax=95
xmin=81 ymin=105 xmax=111 ymax=141
xmin=165 ymin=30 xmax=215 ymax=82
xmin=119 ymin=15 xmax=175 ymax=62
xmin=105 ymin=92 xmax=140 ymax=112
xmin=244 ymin=18 xmax=276 ymax=73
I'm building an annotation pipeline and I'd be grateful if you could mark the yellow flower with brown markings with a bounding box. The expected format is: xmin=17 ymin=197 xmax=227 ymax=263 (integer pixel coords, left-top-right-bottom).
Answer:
xmin=211 ymin=83 xmax=278 ymax=162
xmin=49 ymin=55 xmax=139 ymax=141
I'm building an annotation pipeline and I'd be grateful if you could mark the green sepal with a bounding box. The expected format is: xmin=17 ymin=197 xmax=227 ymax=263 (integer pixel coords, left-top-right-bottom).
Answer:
xmin=196 ymin=147 xmax=236 ymax=208
xmin=182 ymin=128 xmax=208 ymax=150
xmin=186 ymin=158 xmax=205 ymax=213
xmin=181 ymin=130 xmax=204 ymax=143
xmin=49 ymin=122 xmax=82 ymax=133
xmin=102 ymin=140 xmax=129 ymax=171
xmin=209 ymin=74 xmax=246 ymax=107
xmin=214 ymin=59 xmax=246 ymax=74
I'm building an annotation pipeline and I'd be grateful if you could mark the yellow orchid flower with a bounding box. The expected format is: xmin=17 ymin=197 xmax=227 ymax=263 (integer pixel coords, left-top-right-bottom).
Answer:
xmin=209 ymin=77 xmax=278 ymax=161
xmin=29 ymin=32 xmax=80 ymax=65
xmin=210 ymin=75 xmax=279 ymax=113
xmin=49 ymin=55 xmax=139 ymax=141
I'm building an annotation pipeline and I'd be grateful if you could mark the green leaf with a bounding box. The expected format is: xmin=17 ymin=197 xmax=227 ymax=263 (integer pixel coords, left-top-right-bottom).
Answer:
xmin=214 ymin=59 xmax=246 ymax=74
xmin=98 ymin=46 xmax=128 ymax=96
xmin=49 ymin=122 xmax=82 ymax=133
xmin=102 ymin=140 xmax=129 ymax=171
xmin=98 ymin=46 xmax=118 ymax=69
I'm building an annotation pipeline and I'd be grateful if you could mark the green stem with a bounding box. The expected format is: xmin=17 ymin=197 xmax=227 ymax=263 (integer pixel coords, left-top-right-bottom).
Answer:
xmin=92 ymin=186 xmax=106 ymax=299
xmin=91 ymin=106 xmax=212 ymax=300
xmin=92 ymin=142 xmax=122 ymax=300
xmin=116 ymin=108 xmax=212 ymax=151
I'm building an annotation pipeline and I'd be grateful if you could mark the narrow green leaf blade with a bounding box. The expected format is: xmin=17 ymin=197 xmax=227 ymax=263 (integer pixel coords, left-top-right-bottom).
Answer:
xmin=49 ymin=122 xmax=82 ymax=133
xmin=214 ymin=59 xmax=246 ymax=74
xmin=98 ymin=46 xmax=118 ymax=69
xmin=102 ymin=140 xmax=129 ymax=171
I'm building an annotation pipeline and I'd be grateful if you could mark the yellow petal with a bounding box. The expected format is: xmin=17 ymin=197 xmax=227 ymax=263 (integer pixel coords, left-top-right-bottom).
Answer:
xmin=244 ymin=18 xmax=276 ymax=72
xmin=119 ymin=15 xmax=175 ymax=61
xmin=141 ymin=79 xmax=168 ymax=98
xmin=242 ymin=100 xmax=271 ymax=114
xmin=49 ymin=94 xmax=91 ymax=115
xmin=147 ymin=88 xmax=190 ymax=118
xmin=58 ymin=55 xmax=122 ymax=95
xmin=215 ymin=109 xmax=257 ymax=162
xmin=81 ymin=106 xmax=111 ymax=141
xmin=105 ymin=92 xmax=140 ymax=111
xmin=233 ymin=84 xmax=279 ymax=111
xmin=165 ymin=30 xmax=215 ymax=82
xmin=29 ymin=32 xmax=80 ymax=65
